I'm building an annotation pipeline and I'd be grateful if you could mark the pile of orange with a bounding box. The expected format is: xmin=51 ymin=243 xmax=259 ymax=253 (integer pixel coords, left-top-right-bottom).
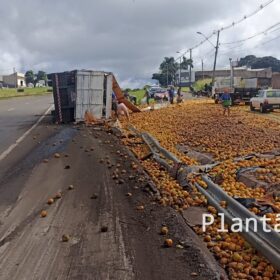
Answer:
xmin=120 ymin=100 xmax=280 ymax=278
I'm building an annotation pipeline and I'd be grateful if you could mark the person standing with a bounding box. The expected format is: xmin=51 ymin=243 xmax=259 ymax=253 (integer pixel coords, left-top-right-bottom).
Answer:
xmin=168 ymin=86 xmax=174 ymax=104
xmin=112 ymin=92 xmax=118 ymax=117
xmin=144 ymin=88 xmax=150 ymax=105
xmin=176 ymin=86 xmax=183 ymax=103
xmin=220 ymin=89 xmax=231 ymax=116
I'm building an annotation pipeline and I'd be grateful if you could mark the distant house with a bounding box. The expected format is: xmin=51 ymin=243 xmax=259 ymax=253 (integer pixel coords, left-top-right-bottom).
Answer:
xmin=175 ymin=69 xmax=195 ymax=86
xmin=272 ymin=72 xmax=280 ymax=89
xmin=2 ymin=72 xmax=26 ymax=88
xmin=195 ymin=67 xmax=272 ymax=88
xmin=36 ymin=80 xmax=47 ymax=87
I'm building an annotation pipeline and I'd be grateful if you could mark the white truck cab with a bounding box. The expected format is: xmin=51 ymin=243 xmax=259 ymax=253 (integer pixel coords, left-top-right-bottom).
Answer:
xmin=250 ymin=89 xmax=280 ymax=113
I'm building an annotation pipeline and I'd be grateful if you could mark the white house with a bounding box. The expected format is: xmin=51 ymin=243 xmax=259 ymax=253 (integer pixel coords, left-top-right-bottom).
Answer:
xmin=2 ymin=72 xmax=26 ymax=88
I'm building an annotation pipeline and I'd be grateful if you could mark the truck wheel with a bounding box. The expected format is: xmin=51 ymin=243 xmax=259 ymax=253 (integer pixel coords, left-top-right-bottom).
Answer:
xmin=250 ymin=102 xmax=255 ymax=111
xmin=260 ymin=104 xmax=266 ymax=113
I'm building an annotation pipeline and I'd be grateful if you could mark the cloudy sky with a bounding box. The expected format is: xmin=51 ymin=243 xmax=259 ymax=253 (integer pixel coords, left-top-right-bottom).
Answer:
xmin=0 ymin=0 xmax=279 ymax=88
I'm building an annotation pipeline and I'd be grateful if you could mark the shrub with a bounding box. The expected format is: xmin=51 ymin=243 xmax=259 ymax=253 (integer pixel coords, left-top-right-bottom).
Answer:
xmin=17 ymin=88 xmax=25 ymax=92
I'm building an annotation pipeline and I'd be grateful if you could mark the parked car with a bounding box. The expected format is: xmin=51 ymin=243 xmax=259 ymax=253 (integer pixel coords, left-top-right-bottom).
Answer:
xmin=148 ymin=86 xmax=165 ymax=98
xmin=154 ymin=91 xmax=168 ymax=101
xmin=250 ymin=89 xmax=280 ymax=113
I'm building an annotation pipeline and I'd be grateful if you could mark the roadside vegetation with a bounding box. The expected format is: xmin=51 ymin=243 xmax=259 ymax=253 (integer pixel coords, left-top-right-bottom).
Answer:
xmin=128 ymin=89 xmax=145 ymax=104
xmin=0 ymin=87 xmax=52 ymax=99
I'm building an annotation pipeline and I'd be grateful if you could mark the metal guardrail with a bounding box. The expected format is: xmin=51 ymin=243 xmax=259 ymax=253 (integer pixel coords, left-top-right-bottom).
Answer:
xmin=196 ymin=175 xmax=280 ymax=271
xmin=127 ymin=124 xmax=280 ymax=271
xmin=141 ymin=132 xmax=181 ymax=164
xmin=127 ymin=125 xmax=180 ymax=170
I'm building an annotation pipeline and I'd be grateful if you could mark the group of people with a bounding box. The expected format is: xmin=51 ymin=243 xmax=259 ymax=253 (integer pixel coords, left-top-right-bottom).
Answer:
xmin=144 ymin=86 xmax=184 ymax=105
xmin=111 ymin=86 xmax=231 ymax=122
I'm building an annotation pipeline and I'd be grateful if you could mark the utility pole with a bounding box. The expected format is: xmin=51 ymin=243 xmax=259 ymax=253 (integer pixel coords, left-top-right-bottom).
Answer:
xmin=229 ymin=58 xmax=233 ymax=89
xmin=189 ymin=48 xmax=192 ymax=86
xmin=179 ymin=56 xmax=181 ymax=86
xmin=212 ymin=30 xmax=220 ymax=87
xmin=166 ymin=64 xmax=169 ymax=86
xmin=176 ymin=51 xmax=182 ymax=86
xmin=202 ymin=59 xmax=204 ymax=80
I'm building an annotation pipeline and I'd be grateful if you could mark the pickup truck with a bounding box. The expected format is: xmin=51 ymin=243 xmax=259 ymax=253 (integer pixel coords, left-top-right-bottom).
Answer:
xmin=250 ymin=89 xmax=280 ymax=113
xmin=214 ymin=88 xmax=259 ymax=105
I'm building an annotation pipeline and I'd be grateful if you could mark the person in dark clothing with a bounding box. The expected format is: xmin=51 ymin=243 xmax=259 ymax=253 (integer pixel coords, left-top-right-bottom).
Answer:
xmin=124 ymin=91 xmax=129 ymax=99
xmin=112 ymin=92 xmax=118 ymax=117
xmin=168 ymin=86 xmax=174 ymax=104
xmin=144 ymin=89 xmax=151 ymax=105
xmin=176 ymin=87 xmax=183 ymax=103
xmin=204 ymin=83 xmax=208 ymax=92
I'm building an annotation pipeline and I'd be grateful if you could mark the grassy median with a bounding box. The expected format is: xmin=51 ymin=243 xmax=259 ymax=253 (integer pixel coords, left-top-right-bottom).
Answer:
xmin=0 ymin=87 xmax=52 ymax=99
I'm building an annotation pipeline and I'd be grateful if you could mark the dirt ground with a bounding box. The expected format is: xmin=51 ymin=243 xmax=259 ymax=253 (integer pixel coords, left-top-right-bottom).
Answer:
xmin=0 ymin=117 xmax=227 ymax=280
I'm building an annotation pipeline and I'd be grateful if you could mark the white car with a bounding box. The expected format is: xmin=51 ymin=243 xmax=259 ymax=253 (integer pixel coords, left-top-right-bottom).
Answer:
xmin=250 ymin=89 xmax=280 ymax=113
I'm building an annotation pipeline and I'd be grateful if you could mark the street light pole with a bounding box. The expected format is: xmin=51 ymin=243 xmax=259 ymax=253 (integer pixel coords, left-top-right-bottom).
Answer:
xmin=196 ymin=32 xmax=215 ymax=48
xmin=196 ymin=31 xmax=220 ymax=87
xmin=189 ymin=48 xmax=192 ymax=86
xmin=179 ymin=56 xmax=181 ymax=86
xmin=202 ymin=59 xmax=204 ymax=80
xmin=166 ymin=64 xmax=169 ymax=86
xmin=176 ymin=51 xmax=182 ymax=87
xmin=229 ymin=58 xmax=234 ymax=89
xmin=212 ymin=30 xmax=220 ymax=88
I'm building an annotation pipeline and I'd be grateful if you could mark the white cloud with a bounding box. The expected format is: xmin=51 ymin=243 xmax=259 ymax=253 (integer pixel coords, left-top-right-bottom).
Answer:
xmin=0 ymin=0 xmax=279 ymax=87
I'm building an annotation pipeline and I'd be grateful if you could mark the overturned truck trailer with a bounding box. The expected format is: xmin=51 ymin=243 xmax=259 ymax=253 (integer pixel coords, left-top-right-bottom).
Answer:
xmin=48 ymin=70 xmax=140 ymax=123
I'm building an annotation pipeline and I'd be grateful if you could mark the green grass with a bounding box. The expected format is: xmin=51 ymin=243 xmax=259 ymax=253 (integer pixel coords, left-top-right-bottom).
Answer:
xmin=193 ymin=78 xmax=212 ymax=91
xmin=0 ymin=87 xmax=52 ymax=99
xmin=181 ymin=87 xmax=190 ymax=92
xmin=129 ymin=89 xmax=145 ymax=104
xmin=128 ymin=89 xmax=157 ymax=105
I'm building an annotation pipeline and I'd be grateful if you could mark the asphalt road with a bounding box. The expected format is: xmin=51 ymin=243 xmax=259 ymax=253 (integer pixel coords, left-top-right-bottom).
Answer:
xmin=0 ymin=124 xmax=225 ymax=280
xmin=0 ymin=94 xmax=53 ymax=155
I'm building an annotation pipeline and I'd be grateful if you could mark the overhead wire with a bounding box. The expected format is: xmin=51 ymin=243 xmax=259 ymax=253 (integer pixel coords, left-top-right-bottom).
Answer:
xmin=220 ymin=22 xmax=280 ymax=45
xmin=218 ymin=0 xmax=274 ymax=31
xmin=175 ymin=0 xmax=275 ymax=61
xmin=218 ymin=30 xmax=280 ymax=58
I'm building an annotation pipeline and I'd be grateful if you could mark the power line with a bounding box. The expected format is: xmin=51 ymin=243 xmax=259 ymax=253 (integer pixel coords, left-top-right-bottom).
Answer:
xmin=176 ymin=0 xmax=275 ymax=60
xmin=218 ymin=31 xmax=280 ymax=57
xmin=220 ymin=22 xmax=280 ymax=45
xmin=261 ymin=33 xmax=280 ymax=45
xmin=218 ymin=0 xmax=274 ymax=32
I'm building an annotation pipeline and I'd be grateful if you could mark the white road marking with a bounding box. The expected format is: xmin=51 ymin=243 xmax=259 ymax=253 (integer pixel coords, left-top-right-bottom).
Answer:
xmin=25 ymin=102 xmax=29 ymax=105
xmin=7 ymin=108 xmax=15 ymax=112
xmin=0 ymin=105 xmax=54 ymax=162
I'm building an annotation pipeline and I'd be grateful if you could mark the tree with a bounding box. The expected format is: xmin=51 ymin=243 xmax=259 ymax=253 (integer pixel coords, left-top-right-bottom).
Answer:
xmin=25 ymin=70 xmax=35 ymax=87
xmin=36 ymin=71 xmax=47 ymax=84
xmin=152 ymin=73 xmax=166 ymax=86
xmin=180 ymin=56 xmax=193 ymax=70
xmin=238 ymin=55 xmax=280 ymax=72
xmin=152 ymin=57 xmax=179 ymax=86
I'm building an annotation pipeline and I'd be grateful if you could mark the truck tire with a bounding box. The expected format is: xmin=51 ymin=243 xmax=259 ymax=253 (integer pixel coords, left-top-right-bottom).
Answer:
xmin=260 ymin=104 xmax=266 ymax=113
xmin=250 ymin=102 xmax=255 ymax=111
